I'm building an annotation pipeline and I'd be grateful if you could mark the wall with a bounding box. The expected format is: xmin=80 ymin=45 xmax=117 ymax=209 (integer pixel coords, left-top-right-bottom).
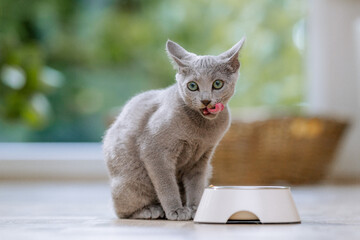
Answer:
xmin=307 ymin=0 xmax=360 ymax=180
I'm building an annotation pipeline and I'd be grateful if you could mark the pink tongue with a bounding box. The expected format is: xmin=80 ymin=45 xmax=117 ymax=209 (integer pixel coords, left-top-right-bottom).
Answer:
xmin=207 ymin=103 xmax=224 ymax=114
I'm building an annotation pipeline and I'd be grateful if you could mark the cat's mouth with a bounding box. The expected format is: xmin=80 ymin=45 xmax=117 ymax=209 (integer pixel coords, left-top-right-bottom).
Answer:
xmin=201 ymin=108 xmax=212 ymax=116
xmin=200 ymin=103 xmax=224 ymax=116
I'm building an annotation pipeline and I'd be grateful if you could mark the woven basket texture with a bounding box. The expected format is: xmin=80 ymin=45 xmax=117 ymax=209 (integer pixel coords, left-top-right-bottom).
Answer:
xmin=211 ymin=117 xmax=348 ymax=185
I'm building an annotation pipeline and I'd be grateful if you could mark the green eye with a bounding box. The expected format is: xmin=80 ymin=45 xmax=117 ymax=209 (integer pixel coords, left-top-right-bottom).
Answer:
xmin=187 ymin=81 xmax=199 ymax=91
xmin=213 ymin=80 xmax=224 ymax=89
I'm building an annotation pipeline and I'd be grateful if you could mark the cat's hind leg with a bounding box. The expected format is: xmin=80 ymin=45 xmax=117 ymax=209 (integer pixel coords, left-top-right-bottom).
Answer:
xmin=111 ymin=176 xmax=157 ymax=219
xmin=129 ymin=204 xmax=165 ymax=219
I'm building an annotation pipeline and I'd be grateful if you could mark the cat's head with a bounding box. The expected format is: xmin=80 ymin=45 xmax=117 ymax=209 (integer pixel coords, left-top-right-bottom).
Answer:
xmin=166 ymin=38 xmax=245 ymax=120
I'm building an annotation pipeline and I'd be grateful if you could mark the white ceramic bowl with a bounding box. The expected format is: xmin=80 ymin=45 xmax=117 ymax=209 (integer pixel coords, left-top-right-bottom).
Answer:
xmin=194 ymin=186 xmax=301 ymax=224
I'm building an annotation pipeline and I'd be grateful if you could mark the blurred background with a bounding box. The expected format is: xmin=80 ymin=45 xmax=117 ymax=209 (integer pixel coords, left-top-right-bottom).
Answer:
xmin=0 ymin=0 xmax=359 ymax=184
xmin=0 ymin=0 xmax=305 ymax=142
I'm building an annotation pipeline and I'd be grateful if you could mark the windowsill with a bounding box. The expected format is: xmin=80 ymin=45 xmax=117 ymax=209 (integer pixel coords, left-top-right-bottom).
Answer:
xmin=0 ymin=143 xmax=108 ymax=181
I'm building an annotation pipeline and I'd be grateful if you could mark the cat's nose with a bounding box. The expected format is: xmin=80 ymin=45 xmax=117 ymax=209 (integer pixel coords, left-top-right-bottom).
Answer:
xmin=201 ymin=100 xmax=211 ymax=106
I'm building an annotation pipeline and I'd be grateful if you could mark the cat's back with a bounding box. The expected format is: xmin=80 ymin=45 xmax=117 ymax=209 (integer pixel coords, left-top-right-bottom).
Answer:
xmin=103 ymin=86 xmax=171 ymax=145
xmin=118 ymin=89 xmax=162 ymax=123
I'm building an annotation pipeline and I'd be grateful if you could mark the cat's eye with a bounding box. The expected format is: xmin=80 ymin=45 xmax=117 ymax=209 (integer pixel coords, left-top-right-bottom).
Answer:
xmin=213 ymin=80 xmax=224 ymax=90
xmin=187 ymin=81 xmax=199 ymax=91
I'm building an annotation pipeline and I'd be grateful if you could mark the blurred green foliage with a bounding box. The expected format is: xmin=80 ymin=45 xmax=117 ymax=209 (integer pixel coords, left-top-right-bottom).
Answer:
xmin=0 ymin=0 xmax=306 ymax=142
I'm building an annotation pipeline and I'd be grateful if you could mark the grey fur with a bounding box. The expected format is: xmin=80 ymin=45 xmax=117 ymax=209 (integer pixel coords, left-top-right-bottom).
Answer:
xmin=103 ymin=37 xmax=245 ymax=220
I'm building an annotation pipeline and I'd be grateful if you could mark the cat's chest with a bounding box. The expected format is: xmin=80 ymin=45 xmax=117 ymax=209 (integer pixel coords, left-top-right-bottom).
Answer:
xmin=176 ymin=141 xmax=206 ymax=170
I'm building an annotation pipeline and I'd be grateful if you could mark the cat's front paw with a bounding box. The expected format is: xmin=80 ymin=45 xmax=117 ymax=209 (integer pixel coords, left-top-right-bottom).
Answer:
xmin=187 ymin=205 xmax=198 ymax=219
xmin=166 ymin=207 xmax=192 ymax=221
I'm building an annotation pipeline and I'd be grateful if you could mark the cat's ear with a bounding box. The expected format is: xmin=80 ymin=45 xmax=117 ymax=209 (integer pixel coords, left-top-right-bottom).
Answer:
xmin=166 ymin=40 xmax=194 ymax=73
xmin=218 ymin=37 xmax=246 ymax=73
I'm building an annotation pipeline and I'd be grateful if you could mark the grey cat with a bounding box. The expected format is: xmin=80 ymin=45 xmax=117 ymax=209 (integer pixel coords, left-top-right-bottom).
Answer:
xmin=103 ymin=37 xmax=245 ymax=220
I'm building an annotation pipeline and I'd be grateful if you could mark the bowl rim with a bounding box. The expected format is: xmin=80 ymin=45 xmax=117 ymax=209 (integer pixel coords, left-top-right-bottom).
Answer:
xmin=206 ymin=186 xmax=290 ymax=190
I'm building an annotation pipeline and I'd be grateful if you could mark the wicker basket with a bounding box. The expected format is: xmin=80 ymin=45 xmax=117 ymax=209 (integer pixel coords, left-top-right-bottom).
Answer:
xmin=211 ymin=117 xmax=348 ymax=185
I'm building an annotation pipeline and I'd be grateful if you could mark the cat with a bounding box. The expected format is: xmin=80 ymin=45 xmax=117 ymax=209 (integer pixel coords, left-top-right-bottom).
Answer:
xmin=102 ymin=37 xmax=245 ymax=220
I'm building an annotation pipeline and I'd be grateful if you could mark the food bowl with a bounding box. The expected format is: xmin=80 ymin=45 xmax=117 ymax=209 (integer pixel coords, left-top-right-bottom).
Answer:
xmin=194 ymin=186 xmax=301 ymax=224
